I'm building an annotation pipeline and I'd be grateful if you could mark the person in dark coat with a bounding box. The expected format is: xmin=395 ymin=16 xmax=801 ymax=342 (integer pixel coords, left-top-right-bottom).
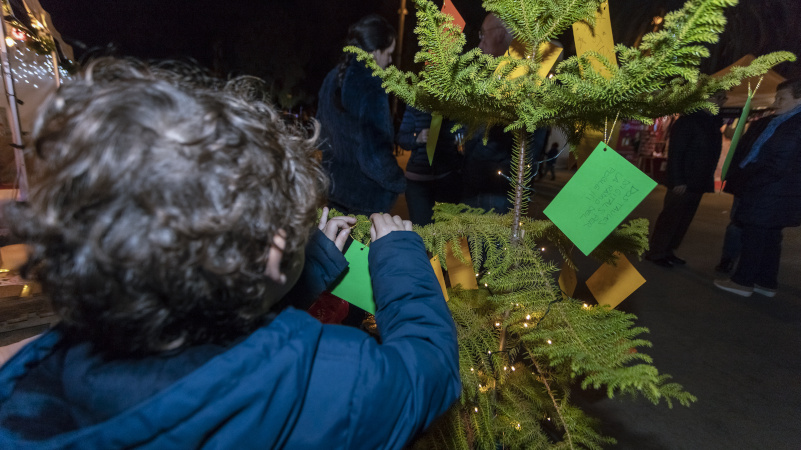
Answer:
xmin=317 ymin=14 xmax=406 ymax=216
xmin=715 ymin=78 xmax=801 ymax=297
xmin=461 ymin=13 xmax=547 ymax=213
xmin=396 ymin=106 xmax=462 ymax=225
xmin=0 ymin=59 xmax=460 ymax=449
xmin=645 ymin=91 xmax=727 ymax=267
xmin=714 ymin=114 xmax=774 ymax=274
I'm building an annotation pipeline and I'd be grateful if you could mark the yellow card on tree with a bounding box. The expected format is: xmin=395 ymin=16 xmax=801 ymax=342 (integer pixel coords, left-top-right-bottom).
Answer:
xmin=430 ymin=255 xmax=449 ymax=301
xmin=558 ymin=261 xmax=577 ymax=299
xmin=445 ymin=238 xmax=478 ymax=290
xmin=585 ymin=252 xmax=645 ymax=309
xmin=495 ymin=40 xmax=563 ymax=80
xmin=572 ymin=1 xmax=618 ymax=79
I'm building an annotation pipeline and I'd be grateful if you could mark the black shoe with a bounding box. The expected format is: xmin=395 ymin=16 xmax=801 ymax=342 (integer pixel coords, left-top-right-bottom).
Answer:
xmin=715 ymin=258 xmax=733 ymax=274
xmin=645 ymin=254 xmax=673 ymax=268
xmin=667 ymin=255 xmax=686 ymax=265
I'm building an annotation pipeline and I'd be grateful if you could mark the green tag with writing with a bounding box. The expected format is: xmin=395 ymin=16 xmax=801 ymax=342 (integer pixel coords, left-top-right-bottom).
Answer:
xmin=544 ymin=142 xmax=657 ymax=255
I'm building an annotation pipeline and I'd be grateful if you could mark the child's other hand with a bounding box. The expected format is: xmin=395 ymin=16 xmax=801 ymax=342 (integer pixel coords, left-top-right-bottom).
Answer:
xmin=370 ymin=213 xmax=412 ymax=242
xmin=318 ymin=207 xmax=356 ymax=251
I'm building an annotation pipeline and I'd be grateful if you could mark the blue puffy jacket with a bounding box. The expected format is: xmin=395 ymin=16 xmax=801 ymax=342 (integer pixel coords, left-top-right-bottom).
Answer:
xmin=0 ymin=231 xmax=460 ymax=449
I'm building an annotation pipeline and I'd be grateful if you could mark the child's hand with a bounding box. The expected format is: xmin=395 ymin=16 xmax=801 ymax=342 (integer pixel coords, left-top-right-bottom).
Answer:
xmin=318 ymin=207 xmax=356 ymax=251
xmin=370 ymin=213 xmax=412 ymax=242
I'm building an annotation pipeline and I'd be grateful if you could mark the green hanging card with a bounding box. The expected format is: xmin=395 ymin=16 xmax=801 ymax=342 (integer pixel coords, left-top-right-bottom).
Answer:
xmin=426 ymin=114 xmax=443 ymax=166
xmin=544 ymin=142 xmax=656 ymax=256
xmin=330 ymin=242 xmax=376 ymax=314
xmin=720 ymin=94 xmax=752 ymax=181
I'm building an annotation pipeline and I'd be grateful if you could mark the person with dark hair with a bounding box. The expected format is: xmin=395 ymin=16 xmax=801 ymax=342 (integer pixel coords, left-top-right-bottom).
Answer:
xmin=317 ymin=14 xmax=405 ymax=216
xmin=0 ymin=58 xmax=460 ymax=448
xmin=645 ymin=91 xmax=727 ymax=267
xmin=715 ymin=78 xmax=801 ymax=297
xmin=396 ymin=105 xmax=462 ymax=225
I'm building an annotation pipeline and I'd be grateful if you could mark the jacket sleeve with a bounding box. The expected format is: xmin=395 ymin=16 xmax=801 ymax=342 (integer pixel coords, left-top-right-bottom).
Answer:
xmin=276 ymin=230 xmax=349 ymax=311
xmin=395 ymin=107 xmax=420 ymax=152
xmin=355 ymin=83 xmax=407 ymax=194
xmin=350 ymin=232 xmax=460 ymax=449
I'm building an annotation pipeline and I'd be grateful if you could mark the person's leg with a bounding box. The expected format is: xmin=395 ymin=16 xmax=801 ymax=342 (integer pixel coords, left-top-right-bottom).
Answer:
xmin=405 ymin=179 xmax=436 ymax=226
xmin=648 ymin=190 xmax=683 ymax=260
xmin=730 ymin=224 xmax=765 ymax=287
xmin=717 ymin=197 xmax=742 ymax=272
xmin=668 ymin=191 xmax=702 ymax=253
xmin=433 ymin=171 xmax=463 ymax=205
xmin=753 ymin=228 xmax=783 ymax=290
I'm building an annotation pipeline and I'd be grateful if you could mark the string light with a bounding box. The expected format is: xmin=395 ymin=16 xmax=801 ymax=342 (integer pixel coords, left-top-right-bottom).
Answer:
xmin=547 ymin=339 xmax=552 ymax=345
xmin=6 ymin=44 xmax=72 ymax=86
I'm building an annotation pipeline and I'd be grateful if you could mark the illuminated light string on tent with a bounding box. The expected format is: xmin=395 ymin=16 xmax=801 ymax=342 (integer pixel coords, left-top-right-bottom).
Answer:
xmin=0 ymin=0 xmax=75 ymax=200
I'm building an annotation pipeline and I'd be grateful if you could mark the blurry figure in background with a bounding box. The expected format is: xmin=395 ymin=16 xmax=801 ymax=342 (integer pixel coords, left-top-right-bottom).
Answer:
xmin=713 ymin=113 xmax=775 ymax=275
xmin=396 ymin=105 xmax=463 ymax=225
xmin=538 ymin=142 xmax=559 ymax=181
xmin=645 ymin=91 xmax=727 ymax=267
xmin=317 ymin=14 xmax=405 ymax=216
xmin=715 ymin=78 xmax=801 ymax=297
xmin=463 ymin=13 xmax=547 ymax=213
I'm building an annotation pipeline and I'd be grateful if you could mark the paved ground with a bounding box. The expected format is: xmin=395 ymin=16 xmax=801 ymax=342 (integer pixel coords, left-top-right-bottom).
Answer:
xmin=395 ymin=166 xmax=801 ymax=449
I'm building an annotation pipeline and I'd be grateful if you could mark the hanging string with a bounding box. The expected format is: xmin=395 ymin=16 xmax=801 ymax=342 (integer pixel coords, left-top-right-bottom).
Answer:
xmin=604 ymin=111 xmax=620 ymax=145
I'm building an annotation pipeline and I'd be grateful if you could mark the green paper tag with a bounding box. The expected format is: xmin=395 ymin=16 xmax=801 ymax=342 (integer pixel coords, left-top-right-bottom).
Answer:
xmin=721 ymin=94 xmax=752 ymax=181
xmin=544 ymin=142 xmax=657 ymax=256
xmin=426 ymin=114 xmax=443 ymax=166
xmin=330 ymin=242 xmax=376 ymax=314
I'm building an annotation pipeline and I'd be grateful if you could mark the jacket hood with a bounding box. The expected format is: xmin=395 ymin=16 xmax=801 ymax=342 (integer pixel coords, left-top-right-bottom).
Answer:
xmin=0 ymin=308 xmax=323 ymax=449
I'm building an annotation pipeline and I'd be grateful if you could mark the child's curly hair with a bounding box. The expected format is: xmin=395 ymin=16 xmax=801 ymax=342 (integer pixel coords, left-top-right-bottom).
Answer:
xmin=5 ymin=58 xmax=327 ymax=356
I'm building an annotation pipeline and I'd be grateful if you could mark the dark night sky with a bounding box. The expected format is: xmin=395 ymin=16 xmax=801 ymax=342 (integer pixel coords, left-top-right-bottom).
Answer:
xmin=37 ymin=0 xmax=801 ymax=107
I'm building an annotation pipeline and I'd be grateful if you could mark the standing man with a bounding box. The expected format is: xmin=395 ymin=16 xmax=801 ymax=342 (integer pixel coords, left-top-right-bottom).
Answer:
xmin=715 ymin=78 xmax=801 ymax=297
xmin=462 ymin=13 xmax=547 ymax=213
xmin=645 ymin=91 xmax=727 ymax=267
xmin=461 ymin=14 xmax=515 ymax=213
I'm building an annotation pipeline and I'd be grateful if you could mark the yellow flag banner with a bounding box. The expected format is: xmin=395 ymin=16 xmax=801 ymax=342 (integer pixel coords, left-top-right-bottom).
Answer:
xmin=572 ymin=1 xmax=617 ymax=79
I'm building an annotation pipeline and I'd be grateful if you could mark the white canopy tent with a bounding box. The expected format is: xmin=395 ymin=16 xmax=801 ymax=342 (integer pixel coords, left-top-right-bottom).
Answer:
xmin=713 ymin=54 xmax=785 ymax=109
xmin=0 ymin=0 xmax=74 ymax=200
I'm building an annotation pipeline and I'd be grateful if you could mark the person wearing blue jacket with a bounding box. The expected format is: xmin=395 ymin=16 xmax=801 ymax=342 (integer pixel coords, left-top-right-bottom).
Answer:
xmin=317 ymin=15 xmax=406 ymax=216
xmin=0 ymin=58 xmax=460 ymax=449
xmin=715 ymin=78 xmax=801 ymax=297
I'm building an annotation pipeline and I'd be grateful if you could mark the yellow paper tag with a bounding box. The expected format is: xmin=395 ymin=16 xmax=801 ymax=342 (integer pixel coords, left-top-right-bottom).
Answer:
xmin=558 ymin=261 xmax=577 ymax=299
xmin=572 ymin=1 xmax=617 ymax=79
xmin=430 ymin=255 xmax=449 ymax=301
xmin=495 ymin=40 xmax=563 ymax=81
xmin=445 ymin=238 xmax=478 ymax=290
xmin=585 ymin=252 xmax=645 ymax=309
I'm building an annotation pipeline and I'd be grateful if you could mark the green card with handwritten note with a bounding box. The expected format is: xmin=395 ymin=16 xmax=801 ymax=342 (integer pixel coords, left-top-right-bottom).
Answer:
xmin=330 ymin=242 xmax=376 ymax=314
xmin=544 ymin=142 xmax=656 ymax=256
